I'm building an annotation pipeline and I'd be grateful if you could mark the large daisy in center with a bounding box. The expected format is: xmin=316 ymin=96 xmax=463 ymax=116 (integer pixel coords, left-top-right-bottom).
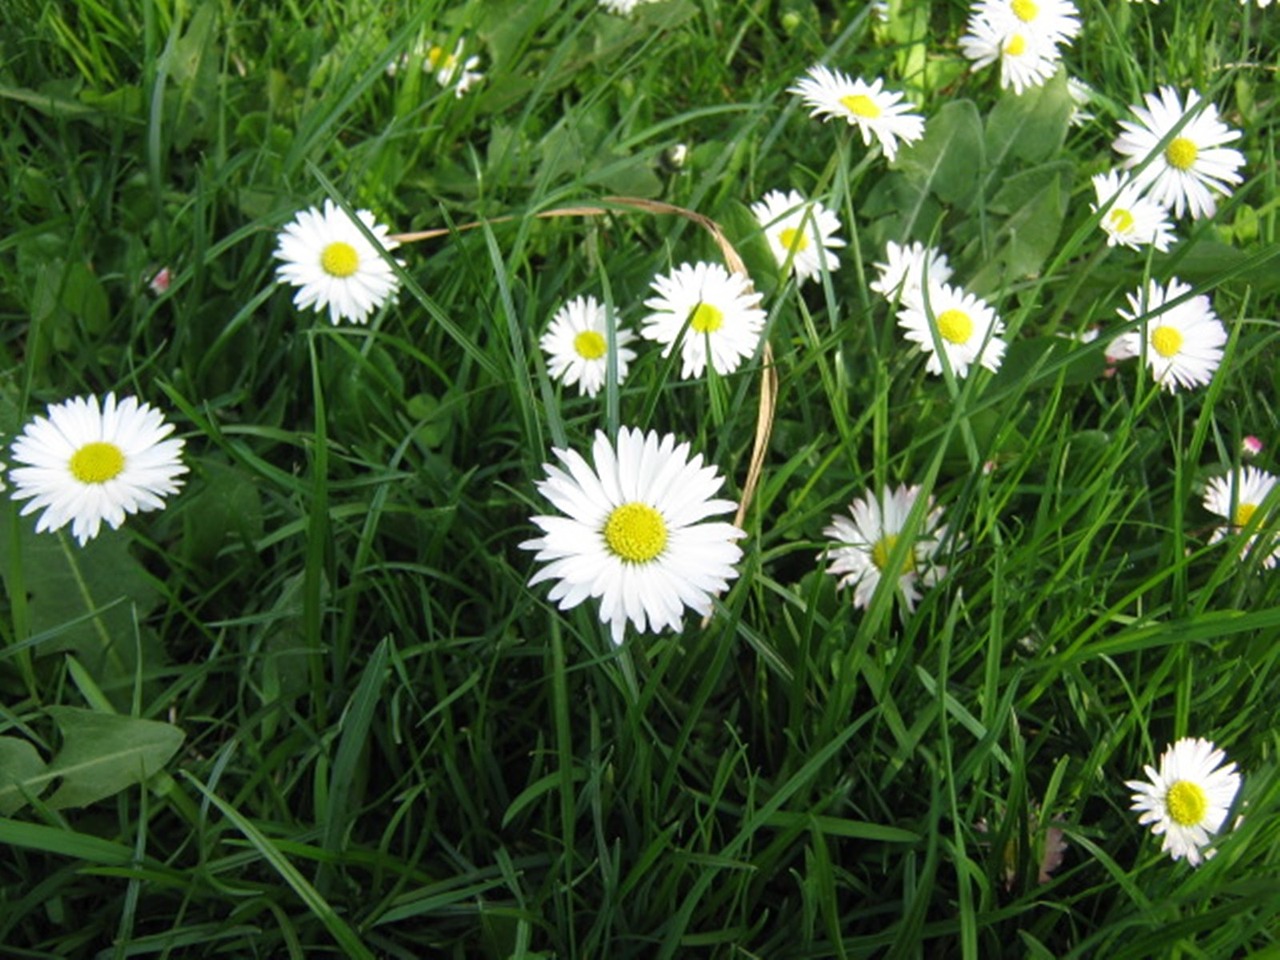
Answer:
xmin=522 ymin=428 xmax=745 ymax=644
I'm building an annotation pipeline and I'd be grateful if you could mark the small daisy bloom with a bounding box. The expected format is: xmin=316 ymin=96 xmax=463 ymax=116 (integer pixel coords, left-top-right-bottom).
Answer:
xmin=598 ymin=0 xmax=659 ymax=12
xmin=1067 ymin=77 xmax=1095 ymax=127
xmin=274 ymin=199 xmax=401 ymax=325
xmin=749 ymin=189 xmax=846 ymax=284
xmin=1090 ymin=170 xmax=1176 ymax=252
xmin=822 ymin=484 xmax=955 ymax=611
xmin=425 ymin=40 xmax=483 ymax=97
xmin=971 ymin=0 xmax=1082 ymax=46
xmin=869 ymin=240 xmax=954 ymax=306
xmin=788 ymin=67 xmax=924 ymax=162
xmin=1112 ymin=278 xmax=1226 ymax=392
xmin=522 ymin=427 xmax=745 ymax=644
xmin=1126 ymin=737 xmax=1241 ymax=866
xmin=1113 ymin=87 xmax=1246 ymax=220
xmin=1242 ymin=436 xmax=1263 ymax=458
xmin=9 ymin=393 xmax=187 ymax=546
xmin=641 ymin=261 xmax=766 ymax=379
xmin=540 ymin=295 xmax=637 ymax=398
xmin=959 ymin=13 xmax=1062 ymax=95
xmin=1203 ymin=466 xmax=1280 ymax=567
xmin=897 ymin=282 xmax=1007 ymax=377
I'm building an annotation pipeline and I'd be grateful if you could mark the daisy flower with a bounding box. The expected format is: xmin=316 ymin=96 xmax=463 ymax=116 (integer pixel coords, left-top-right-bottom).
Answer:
xmin=897 ymin=282 xmax=1007 ymax=377
xmin=522 ymin=427 xmax=745 ymax=644
xmin=749 ymin=189 xmax=846 ymax=285
xmin=1066 ymin=77 xmax=1096 ymax=127
xmin=274 ymin=199 xmax=402 ymax=325
xmin=869 ymin=241 xmax=954 ymax=306
xmin=1112 ymin=87 xmax=1246 ymax=220
xmin=788 ymin=67 xmax=925 ymax=162
xmin=640 ymin=261 xmax=767 ymax=379
xmin=1242 ymin=436 xmax=1263 ymax=458
xmin=959 ymin=12 xmax=1062 ymax=95
xmin=540 ymin=295 xmax=637 ymax=398
xmin=973 ymin=0 xmax=1081 ymax=46
xmin=8 ymin=393 xmax=187 ymax=546
xmin=425 ymin=40 xmax=483 ymax=97
xmin=1112 ymin=278 xmax=1226 ymax=392
xmin=822 ymin=484 xmax=955 ymax=611
xmin=1203 ymin=466 xmax=1280 ymax=567
xmin=598 ymin=0 xmax=660 ymax=12
xmin=1090 ymin=170 xmax=1176 ymax=252
xmin=1126 ymin=737 xmax=1241 ymax=866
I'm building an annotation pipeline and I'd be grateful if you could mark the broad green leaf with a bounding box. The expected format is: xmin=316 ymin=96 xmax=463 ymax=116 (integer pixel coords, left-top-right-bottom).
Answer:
xmin=984 ymin=72 xmax=1073 ymax=170
xmin=894 ymin=99 xmax=985 ymax=211
xmin=43 ymin=707 xmax=185 ymax=810
xmin=0 ymin=738 xmax=47 ymax=816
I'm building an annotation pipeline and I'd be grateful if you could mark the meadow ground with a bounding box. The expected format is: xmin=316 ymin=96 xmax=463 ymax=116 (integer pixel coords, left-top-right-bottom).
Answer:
xmin=0 ymin=0 xmax=1278 ymax=957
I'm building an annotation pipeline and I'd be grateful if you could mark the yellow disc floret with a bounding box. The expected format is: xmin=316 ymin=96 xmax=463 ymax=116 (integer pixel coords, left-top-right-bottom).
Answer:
xmin=320 ymin=241 xmax=360 ymax=278
xmin=1165 ymin=137 xmax=1198 ymax=171
xmin=1011 ymin=0 xmax=1039 ymax=21
xmin=937 ymin=309 xmax=974 ymax=345
xmin=69 ymin=441 xmax=126 ymax=484
xmin=1108 ymin=208 xmax=1136 ymax=235
xmin=871 ymin=534 xmax=913 ymax=575
xmin=1234 ymin=502 xmax=1258 ymax=527
xmin=840 ymin=94 xmax=881 ymax=119
xmin=1166 ymin=779 xmax=1209 ymax=827
xmin=604 ymin=502 xmax=668 ymax=563
xmin=574 ymin=330 xmax=607 ymax=360
xmin=1005 ymin=34 xmax=1027 ymax=57
xmin=690 ymin=302 xmax=724 ymax=334
xmin=1151 ymin=325 xmax=1183 ymax=358
xmin=779 ymin=227 xmax=810 ymax=253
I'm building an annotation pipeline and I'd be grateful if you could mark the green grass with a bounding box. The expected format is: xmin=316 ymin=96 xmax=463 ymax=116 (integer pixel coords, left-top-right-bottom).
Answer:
xmin=1 ymin=0 xmax=1278 ymax=956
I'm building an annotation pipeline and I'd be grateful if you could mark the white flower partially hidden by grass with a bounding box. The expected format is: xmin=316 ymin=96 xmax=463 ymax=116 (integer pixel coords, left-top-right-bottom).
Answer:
xmin=959 ymin=11 xmax=1062 ymax=95
xmin=1112 ymin=278 xmax=1226 ymax=393
xmin=1090 ymin=170 xmax=1176 ymax=252
xmin=598 ymin=0 xmax=660 ymax=12
xmin=788 ymin=67 xmax=924 ymax=162
xmin=1113 ymin=87 xmax=1246 ymax=220
xmin=9 ymin=394 xmax=187 ymax=546
xmin=274 ymin=199 xmax=402 ymax=325
xmin=540 ymin=295 xmax=637 ymax=398
xmin=749 ymin=189 xmax=846 ymax=285
xmin=522 ymin=427 xmax=745 ymax=645
xmin=1066 ymin=77 xmax=1095 ymax=127
xmin=869 ymin=241 xmax=954 ymax=307
xmin=641 ymin=261 xmax=766 ymax=379
xmin=898 ymin=283 xmax=1007 ymax=378
xmin=1203 ymin=467 xmax=1280 ymax=567
xmin=823 ymin=484 xmax=955 ymax=611
xmin=1127 ymin=737 xmax=1241 ymax=866
xmin=426 ymin=40 xmax=483 ymax=97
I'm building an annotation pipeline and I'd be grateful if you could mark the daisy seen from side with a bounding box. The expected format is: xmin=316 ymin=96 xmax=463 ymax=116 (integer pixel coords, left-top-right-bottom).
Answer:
xmin=1203 ymin=466 xmax=1280 ymax=567
xmin=540 ymin=295 xmax=637 ymax=398
xmin=1112 ymin=277 xmax=1226 ymax=393
xmin=788 ymin=67 xmax=924 ymax=162
xmin=1126 ymin=737 xmax=1241 ymax=866
xmin=822 ymin=484 xmax=955 ymax=611
xmin=8 ymin=393 xmax=187 ymax=546
xmin=869 ymin=240 xmax=954 ymax=307
xmin=1090 ymin=170 xmax=1176 ymax=252
xmin=749 ymin=189 xmax=846 ymax=285
xmin=640 ymin=261 xmax=766 ymax=379
xmin=274 ymin=199 xmax=402 ymax=325
xmin=1112 ymin=87 xmax=1246 ymax=220
xmin=897 ymin=282 xmax=1007 ymax=378
xmin=522 ymin=427 xmax=745 ymax=645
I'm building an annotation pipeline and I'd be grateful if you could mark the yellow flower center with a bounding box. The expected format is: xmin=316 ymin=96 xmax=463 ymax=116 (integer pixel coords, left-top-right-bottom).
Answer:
xmin=320 ymin=241 xmax=360 ymax=278
xmin=69 ymin=441 xmax=125 ymax=484
xmin=1108 ymin=208 xmax=1136 ymax=234
xmin=1150 ymin=325 xmax=1183 ymax=358
xmin=603 ymin=502 xmax=668 ymax=563
xmin=1234 ymin=502 xmax=1258 ymax=527
xmin=690 ymin=302 xmax=724 ymax=334
xmin=1165 ymin=137 xmax=1198 ymax=171
xmin=1011 ymin=0 xmax=1039 ymax=20
xmin=1005 ymin=34 xmax=1027 ymax=57
xmin=839 ymin=94 xmax=881 ymax=119
xmin=1165 ymin=780 xmax=1209 ymax=828
xmin=779 ymin=227 xmax=810 ymax=253
xmin=937 ymin=309 xmax=974 ymax=345
xmin=871 ymin=534 xmax=913 ymax=575
xmin=573 ymin=330 xmax=607 ymax=360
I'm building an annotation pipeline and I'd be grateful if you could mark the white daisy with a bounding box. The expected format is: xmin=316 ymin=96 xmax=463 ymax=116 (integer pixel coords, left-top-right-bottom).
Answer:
xmin=598 ymin=0 xmax=660 ymax=12
xmin=522 ymin=427 xmax=745 ymax=645
xmin=1203 ymin=467 xmax=1280 ymax=567
xmin=788 ymin=67 xmax=925 ymax=162
xmin=274 ymin=199 xmax=402 ymax=325
xmin=959 ymin=12 xmax=1062 ymax=95
xmin=640 ymin=261 xmax=767 ymax=379
xmin=8 ymin=393 xmax=187 ymax=546
xmin=749 ymin=189 xmax=846 ymax=285
xmin=897 ymin=282 xmax=1007 ymax=377
xmin=970 ymin=0 xmax=1082 ymax=46
xmin=425 ymin=40 xmax=483 ymax=97
xmin=1126 ymin=737 xmax=1241 ymax=866
xmin=1067 ymin=77 xmax=1096 ymax=127
xmin=1112 ymin=87 xmax=1246 ymax=220
xmin=1112 ymin=278 xmax=1226 ymax=392
xmin=1090 ymin=170 xmax=1176 ymax=252
xmin=869 ymin=240 xmax=954 ymax=307
xmin=540 ymin=295 xmax=638 ymax=398
xmin=822 ymin=484 xmax=955 ymax=611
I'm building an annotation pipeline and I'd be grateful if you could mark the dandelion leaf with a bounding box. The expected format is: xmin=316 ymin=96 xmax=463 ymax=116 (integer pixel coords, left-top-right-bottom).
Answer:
xmin=0 ymin=738 xmax=47 ymax=816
